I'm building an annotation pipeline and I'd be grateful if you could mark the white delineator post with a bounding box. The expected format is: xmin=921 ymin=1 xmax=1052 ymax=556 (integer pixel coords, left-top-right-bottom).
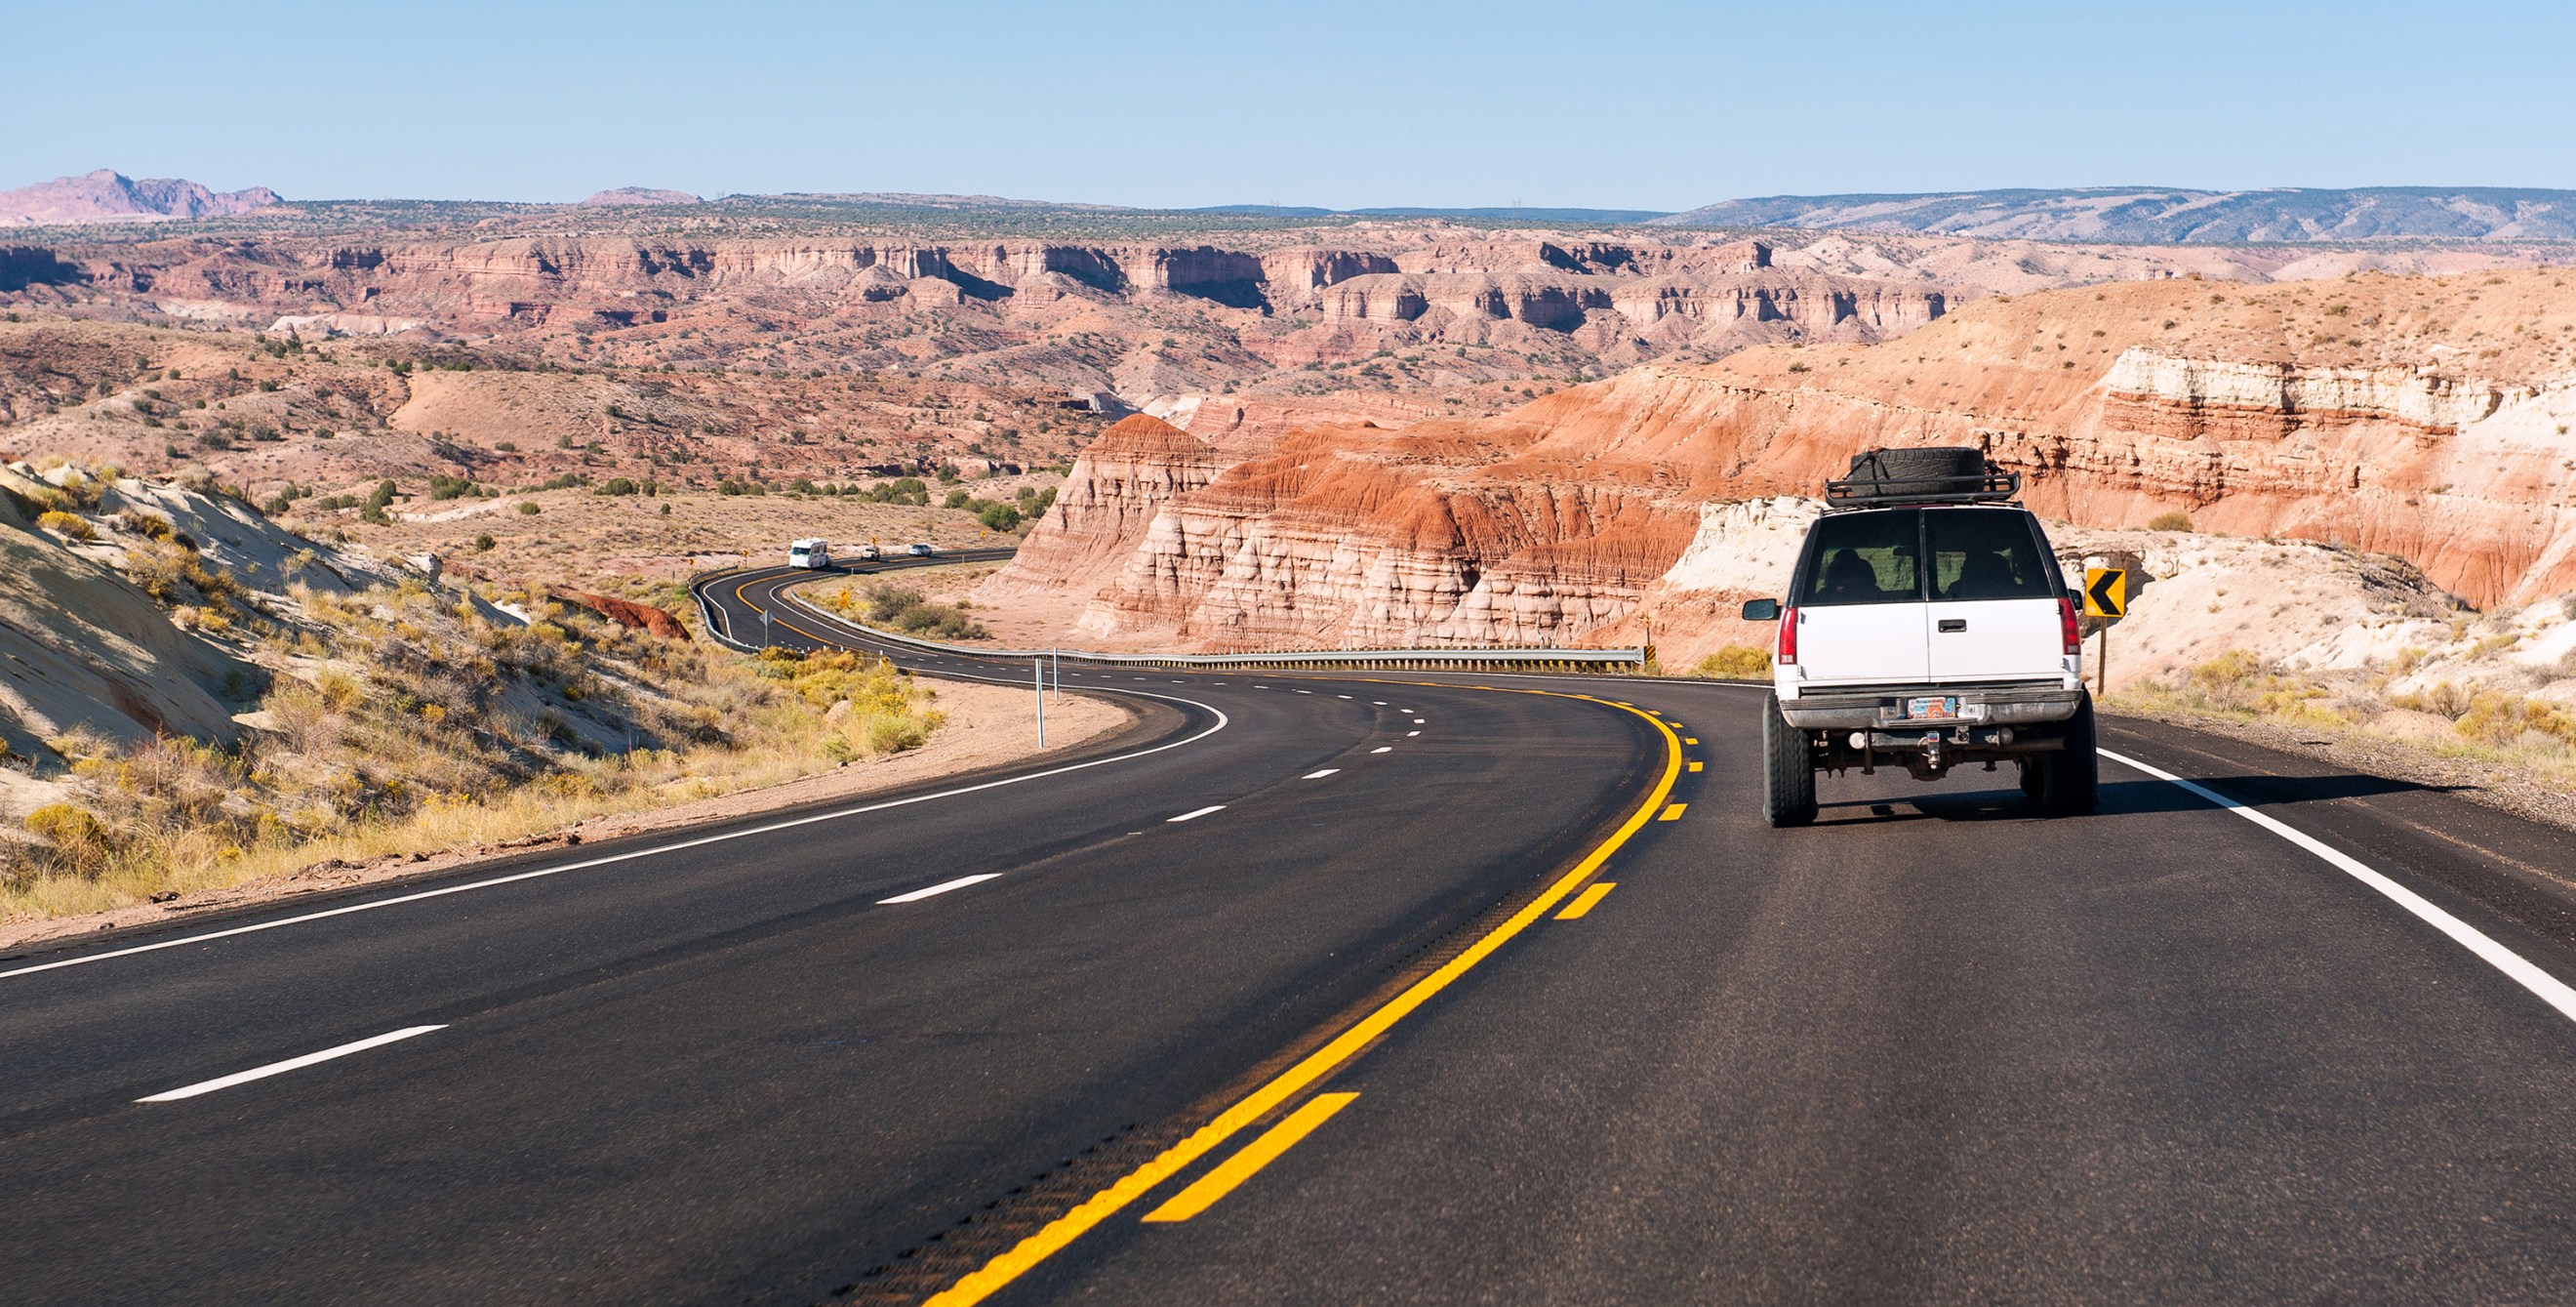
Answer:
xmin=1034 ymin=657 xmax=1046 ymax=749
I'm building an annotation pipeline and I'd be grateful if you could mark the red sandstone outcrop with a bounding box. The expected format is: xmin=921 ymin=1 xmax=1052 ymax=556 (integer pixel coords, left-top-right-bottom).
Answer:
xmin=553 ymin=591 xmax=689 ymax=638
xmin=983 ymin=415 xmax=1232 ymax=603
xmin=987 ymin=268 xmax=2576 ymax=657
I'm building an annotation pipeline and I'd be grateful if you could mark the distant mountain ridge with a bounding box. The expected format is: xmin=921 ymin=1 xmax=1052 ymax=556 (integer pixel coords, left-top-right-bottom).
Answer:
xmin=1651 ymin=187 xmax=2576 ymax=242
xmin=0 ymin=169 xmax=281 ymax=226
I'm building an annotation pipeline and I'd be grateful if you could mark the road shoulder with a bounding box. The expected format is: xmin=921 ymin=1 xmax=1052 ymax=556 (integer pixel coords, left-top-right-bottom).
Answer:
xmin=0 ymin=679 xmax=1142 ymax=954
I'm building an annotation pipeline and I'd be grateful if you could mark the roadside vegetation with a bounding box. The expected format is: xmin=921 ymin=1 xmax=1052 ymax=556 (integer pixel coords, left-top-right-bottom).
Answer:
xmin=1682 ymin=645 xmax=1773 ymax=679
xmin=2113 ymin=635 xmax=2576 ymax=789
xmin=3 ymin=576 xmax=945 ymax=921
xmin=815 ymin=582 xmax=990 ymax=640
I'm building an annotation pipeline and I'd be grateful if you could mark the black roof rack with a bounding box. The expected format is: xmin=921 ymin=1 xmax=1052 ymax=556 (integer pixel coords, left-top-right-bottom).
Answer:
xmin=1823 ymin=446 xmax=2022 ymax=511
xmin=1823 ymin=468 xmax=2022 ymax=510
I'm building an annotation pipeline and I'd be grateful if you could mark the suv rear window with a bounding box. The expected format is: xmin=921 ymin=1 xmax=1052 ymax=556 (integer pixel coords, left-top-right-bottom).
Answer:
xmin=1925 ymin=509 xmax=2054 ymax=600
xmin=1796 ymin=508 xmax=2056 ymax=605
xmin=1796 ymin=511 xmax=1920 ymax=605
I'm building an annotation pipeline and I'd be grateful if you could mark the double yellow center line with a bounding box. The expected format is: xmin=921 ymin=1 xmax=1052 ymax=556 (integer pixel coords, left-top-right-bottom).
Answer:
xmin=924 ymin=686 xmax=1682 ymax=1304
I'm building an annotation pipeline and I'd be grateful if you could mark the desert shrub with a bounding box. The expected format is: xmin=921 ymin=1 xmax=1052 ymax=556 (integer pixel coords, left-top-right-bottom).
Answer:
xmin=517 ymin=501 xmax=541 ymax=515
xmin=2148 ymin=511 xmax=2194 ymax=532
xmin=24 ymin=803 xmax=115 ymax=876
xmin=596 ymin=477 xmax=638 ymax=496
xmin=2172 ymin=650 xmax=2335 ymax=719
xmin=867 ymin=716 xmax=929 ymax=754
xmin=116 ymin=510 xmax=174 ymax=541
xmin=1690 ymin=646 xmax=1772 ymax=679
xmin=2394 ymin=680 xmax=2476 ymax=720
xmin=2455 ymin=691 xmax=2576 ymax=749
xmin=856 ymin=584 xmax=987 ymax=639
xmin=35 ymin=510 xmax=95 ymax=541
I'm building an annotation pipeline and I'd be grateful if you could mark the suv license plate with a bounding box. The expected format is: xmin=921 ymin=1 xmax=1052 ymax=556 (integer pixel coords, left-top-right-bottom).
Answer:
xmin=1907 ymin=696 xmax=1960 ymax=720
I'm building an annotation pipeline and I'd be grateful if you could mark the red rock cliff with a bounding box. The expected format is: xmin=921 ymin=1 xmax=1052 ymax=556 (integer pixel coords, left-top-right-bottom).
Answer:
xmin=990 ymin=269 xmax=2576 ymax=649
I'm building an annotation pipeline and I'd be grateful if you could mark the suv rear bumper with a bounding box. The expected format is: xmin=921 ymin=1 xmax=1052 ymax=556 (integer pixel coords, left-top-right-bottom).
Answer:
xmin=1779 ymin=679 xmax=2084 ymax=731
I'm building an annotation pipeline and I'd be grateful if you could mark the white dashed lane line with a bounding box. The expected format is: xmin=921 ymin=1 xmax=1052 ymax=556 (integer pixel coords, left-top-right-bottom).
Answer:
xmin=1407 ymin=731 xmax=1420 ymax=737
xmin=137 ymin=1025 xmax=448 ymax=1103
xmin=877 ymin=874 xmax=1003 ymax=905
xmin=1167 ymin=805 xmax=1228 ymax=823
xmin=1302 ymin=769 xmax=1341 ymax=779
xmin=1371 ymin=747 xmax=1393 ymax=755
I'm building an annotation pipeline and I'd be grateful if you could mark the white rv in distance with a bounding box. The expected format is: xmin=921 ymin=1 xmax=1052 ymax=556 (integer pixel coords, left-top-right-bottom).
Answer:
xmin=787 ymin=539 xmax=832 ymax=569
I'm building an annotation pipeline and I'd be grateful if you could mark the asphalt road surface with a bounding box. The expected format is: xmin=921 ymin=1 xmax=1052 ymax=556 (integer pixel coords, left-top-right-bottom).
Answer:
xmin=9 ymin=556 xmax=2576 ymax=1305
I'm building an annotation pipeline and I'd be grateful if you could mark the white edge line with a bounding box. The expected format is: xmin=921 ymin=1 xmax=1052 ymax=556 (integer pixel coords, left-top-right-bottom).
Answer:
xmin=137 ymin=1025 xmax=447 ymax=1102
xmin=877 ymin=873 xmax=1003 ymax=904
xmin=6 ymin=684 xmax=1232 ymax=982
xmin=2100 ymin=748 xmax=2576 ymax=1025
xmin=1168 ymin=805 xmax=1227 ymax=823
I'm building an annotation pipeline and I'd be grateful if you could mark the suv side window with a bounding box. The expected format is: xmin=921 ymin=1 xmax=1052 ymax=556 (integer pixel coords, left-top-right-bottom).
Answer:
xmin=1924 ymin=509 xmax=2055 ymax=600
xmin=1795 ymin=510 xmax=1920 ymax=606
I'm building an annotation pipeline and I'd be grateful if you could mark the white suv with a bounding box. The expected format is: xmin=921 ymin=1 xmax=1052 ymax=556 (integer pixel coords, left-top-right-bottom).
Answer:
xmin=1740 ymin=448 xmax=2096 ymax=825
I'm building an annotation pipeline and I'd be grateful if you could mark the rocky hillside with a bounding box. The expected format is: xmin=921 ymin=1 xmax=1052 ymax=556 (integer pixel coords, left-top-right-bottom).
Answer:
xmin=982 ymin=266 xmax=2576 ymax=659
xmin=0 ymin=313 xmax=1104 ymax=497
xmin=1 ymin=170 xmax=281 ymax=227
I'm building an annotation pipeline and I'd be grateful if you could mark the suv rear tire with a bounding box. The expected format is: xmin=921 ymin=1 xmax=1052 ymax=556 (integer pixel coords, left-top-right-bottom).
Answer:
xmin=1762 ymin=692 xmax=1819 ymax=827
xmin=2036 ymin=692 xmax=2100 ymax=816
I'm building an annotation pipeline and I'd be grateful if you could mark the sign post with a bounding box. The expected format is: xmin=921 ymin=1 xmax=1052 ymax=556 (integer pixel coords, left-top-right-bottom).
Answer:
xmin=1033 ymin=658 xmax=1046 ymax=750
xmin=2082 ymin=566 xmax=2129 ymax=695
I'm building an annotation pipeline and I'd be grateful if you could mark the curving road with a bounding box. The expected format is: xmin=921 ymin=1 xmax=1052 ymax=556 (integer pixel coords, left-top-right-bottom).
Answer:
xmin=9 ymin=554 xmax=2576 ymax=1304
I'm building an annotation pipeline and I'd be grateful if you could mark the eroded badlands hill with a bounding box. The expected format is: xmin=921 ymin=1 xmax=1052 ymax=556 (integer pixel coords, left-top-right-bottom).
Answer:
xmin=984 ymin=268 xmax=2576 ymax=658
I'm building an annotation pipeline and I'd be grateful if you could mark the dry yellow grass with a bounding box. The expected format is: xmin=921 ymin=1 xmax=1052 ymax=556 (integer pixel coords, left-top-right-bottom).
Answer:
xmin=3 ymin=588 xmax=946 ymax=921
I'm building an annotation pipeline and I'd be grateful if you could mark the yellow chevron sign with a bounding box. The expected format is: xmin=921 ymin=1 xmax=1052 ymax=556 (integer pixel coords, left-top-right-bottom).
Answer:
xmin=2083 ymin=567 xmax=2128 ymax=619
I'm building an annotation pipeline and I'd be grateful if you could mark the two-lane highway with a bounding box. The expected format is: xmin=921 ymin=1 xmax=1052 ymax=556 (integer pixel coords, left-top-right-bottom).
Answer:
xmin=15 ymin=553 xmax=2576 ymax=1304
xmin=1 ymin=558 xmax=1676 ymax=1305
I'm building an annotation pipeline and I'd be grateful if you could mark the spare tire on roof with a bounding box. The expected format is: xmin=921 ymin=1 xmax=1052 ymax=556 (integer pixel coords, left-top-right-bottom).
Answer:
xmin=1842 ymin=446 xmax=1990 ymax=501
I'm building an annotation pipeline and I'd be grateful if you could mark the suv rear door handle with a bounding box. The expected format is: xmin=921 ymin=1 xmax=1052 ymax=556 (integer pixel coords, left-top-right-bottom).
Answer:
xmin=1937 ymin=619 xmax=1967 ymax=633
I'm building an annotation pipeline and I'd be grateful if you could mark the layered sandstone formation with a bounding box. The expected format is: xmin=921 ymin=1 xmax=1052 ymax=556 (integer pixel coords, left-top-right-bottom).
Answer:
xmin=987 ymin=268 xmax=2576 ymax=659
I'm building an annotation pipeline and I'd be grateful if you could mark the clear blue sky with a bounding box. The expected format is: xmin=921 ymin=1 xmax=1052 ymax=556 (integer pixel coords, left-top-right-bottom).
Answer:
xmin=8 ymin=0 xmax=2570 ymax=209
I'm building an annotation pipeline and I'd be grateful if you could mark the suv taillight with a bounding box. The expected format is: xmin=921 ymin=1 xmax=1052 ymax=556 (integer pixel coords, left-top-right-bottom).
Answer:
xmin=2059 ymin=595 xmax=2081 ymax=656
xmin=1777 ymin=605 xmax=1798 ymax=666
